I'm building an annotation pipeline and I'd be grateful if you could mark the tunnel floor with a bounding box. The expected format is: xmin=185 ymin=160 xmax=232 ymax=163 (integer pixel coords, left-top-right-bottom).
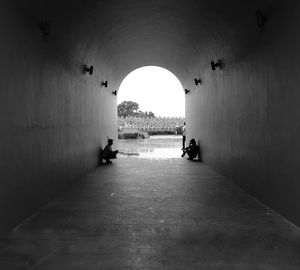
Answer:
xmin=0 ymin=157 xmax=300 ymax=269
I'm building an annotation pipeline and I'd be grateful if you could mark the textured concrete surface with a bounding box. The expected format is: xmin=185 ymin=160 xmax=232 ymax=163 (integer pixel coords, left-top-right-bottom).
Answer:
xmin=187 ymin=1 xmax=300 ymax=227
xmin=0 ymin=1 xmax=117 ymax=233
xmin=0 ymin=157 xmax=299 ymax=269
xmin=1 ymin=0 xmax=300 ymax=234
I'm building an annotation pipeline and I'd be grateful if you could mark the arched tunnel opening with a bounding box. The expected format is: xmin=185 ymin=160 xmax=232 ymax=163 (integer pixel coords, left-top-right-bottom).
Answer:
xmin=0 ymin=0 xmax=300 ymax=267
xmin=117 ymin=65 xmax=185 ymax=158
xmin=117 ymin=66 xmax=185 ymax=119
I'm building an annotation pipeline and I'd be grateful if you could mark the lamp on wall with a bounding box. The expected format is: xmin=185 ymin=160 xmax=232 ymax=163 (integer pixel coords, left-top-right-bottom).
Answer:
xmin=112 ymin=90 xmax=117 ymax=96
xmin=39 ymin=20 xmax=51 ymax=37
xmin=84 ymin=65 xmax=94 ymax=75
xmin=185 ymin=89 xmax=190 ymax=95
xmin=102 ymin=81 xmax=108 ymax=87
xmin=211 ymin=60 xmax=222 ymax=71
xmin=194 ymin=78 xmax=202 ymax=85
xmin=256 ymin=10 xmax=267 ymax=28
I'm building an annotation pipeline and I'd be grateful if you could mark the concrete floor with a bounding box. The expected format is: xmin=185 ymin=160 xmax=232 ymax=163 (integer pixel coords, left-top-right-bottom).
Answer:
xmin=0 ymin=157 xmax=300 ymax=269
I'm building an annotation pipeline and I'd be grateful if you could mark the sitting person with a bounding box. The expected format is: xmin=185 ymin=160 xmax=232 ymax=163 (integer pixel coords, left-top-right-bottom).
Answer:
xmin=181 ymin=138 xmax=199 ymax=160
xmin=103 ymin=138 xmax=118 ymax=163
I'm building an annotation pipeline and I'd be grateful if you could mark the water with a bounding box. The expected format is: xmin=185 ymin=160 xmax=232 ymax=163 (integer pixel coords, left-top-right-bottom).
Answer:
xmin=118 ymin=135 xmax=183 ymax=159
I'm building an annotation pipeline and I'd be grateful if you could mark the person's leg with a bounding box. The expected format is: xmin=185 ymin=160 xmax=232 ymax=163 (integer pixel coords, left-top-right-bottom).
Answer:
xmin=106 ymin=152 xmax=117 ymax=161
xmin=109 ymin=152 xmax=117 ymax=159
xmin=182 ymin=136 xmax=186 ymax=149
xmin=187 ymin=149 xmax=197 ymax=160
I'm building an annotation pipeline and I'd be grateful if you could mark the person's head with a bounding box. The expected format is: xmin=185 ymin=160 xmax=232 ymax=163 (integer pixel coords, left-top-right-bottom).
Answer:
xmin=190 ymin=138 xmax=196 ymax=145
xmin=108 ymin=138 xmax=114 ymax=145
xmin=184 ymin=122 xmax=186 ymax=125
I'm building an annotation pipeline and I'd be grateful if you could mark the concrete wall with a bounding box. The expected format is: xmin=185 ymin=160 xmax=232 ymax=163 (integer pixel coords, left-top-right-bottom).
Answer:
xmin=0 ymin=4 xmax=116 ymax=233
xmin=1 ymin=0 xmax=300 ymax=232
xmin=187 ymin=1 xmax=300 ymax=226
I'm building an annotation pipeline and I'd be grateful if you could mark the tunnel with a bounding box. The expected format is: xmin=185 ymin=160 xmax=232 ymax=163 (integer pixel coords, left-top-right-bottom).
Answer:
xmin=0 ymin=0 xmax=300 ymax=267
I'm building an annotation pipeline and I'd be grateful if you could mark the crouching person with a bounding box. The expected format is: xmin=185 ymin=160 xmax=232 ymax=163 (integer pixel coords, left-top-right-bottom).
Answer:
xmin=103 ymin=138 xmax=118 ymax=164
xmin=181 ymin=138 xmax=199 ymax=160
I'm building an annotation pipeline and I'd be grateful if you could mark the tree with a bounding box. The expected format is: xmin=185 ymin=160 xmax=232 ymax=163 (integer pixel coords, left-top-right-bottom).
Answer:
xmin=117 ymin=101 xmax=139 ymax=117
xmin=117 ymin=101 xmax=156 ymax=118
xmin=148 ymin=111 xmax=155 ymax=118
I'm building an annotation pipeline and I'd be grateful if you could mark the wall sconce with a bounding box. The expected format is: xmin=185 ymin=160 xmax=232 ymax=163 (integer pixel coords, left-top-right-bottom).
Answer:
xmin=39 ymin=20 xmax=51 ymax=37
xmin=84 ymin=65 xmax=93 ymax=75
xmin=112 ymin=90 xmax=117 ymax=96
xmin=194 ymin=78 xmax=202 ymax=85
xmin=256 ymin=10 xmax=267 ymax=28
xmin=211 ymin=60 xmax=222 ymax=70
xmin=102 ymin=81 xmax=108 ymax=87
xmin=185 ymin=89 xmax=190 ymax=95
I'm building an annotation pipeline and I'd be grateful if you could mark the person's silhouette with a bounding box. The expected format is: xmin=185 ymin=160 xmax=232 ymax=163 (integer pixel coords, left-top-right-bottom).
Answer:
xmin=181 ymin=138 xmax=198 ymax=160
xmin=103 ymin=139 xmax=118 ymax=163
xmin=182 ymin=122 xmax=186 ymax=150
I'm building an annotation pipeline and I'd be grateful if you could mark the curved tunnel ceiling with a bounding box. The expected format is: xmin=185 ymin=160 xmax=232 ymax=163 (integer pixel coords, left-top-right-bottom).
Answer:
xmin=12 ymin=0 xmax=284 ymax=87
xmin=2 ymin=0 xmax=300 ymax=230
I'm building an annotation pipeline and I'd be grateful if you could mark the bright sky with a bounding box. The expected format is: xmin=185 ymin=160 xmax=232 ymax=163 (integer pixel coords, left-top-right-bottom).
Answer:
xmin=118 ymin=66 xmax=185 ymax=117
